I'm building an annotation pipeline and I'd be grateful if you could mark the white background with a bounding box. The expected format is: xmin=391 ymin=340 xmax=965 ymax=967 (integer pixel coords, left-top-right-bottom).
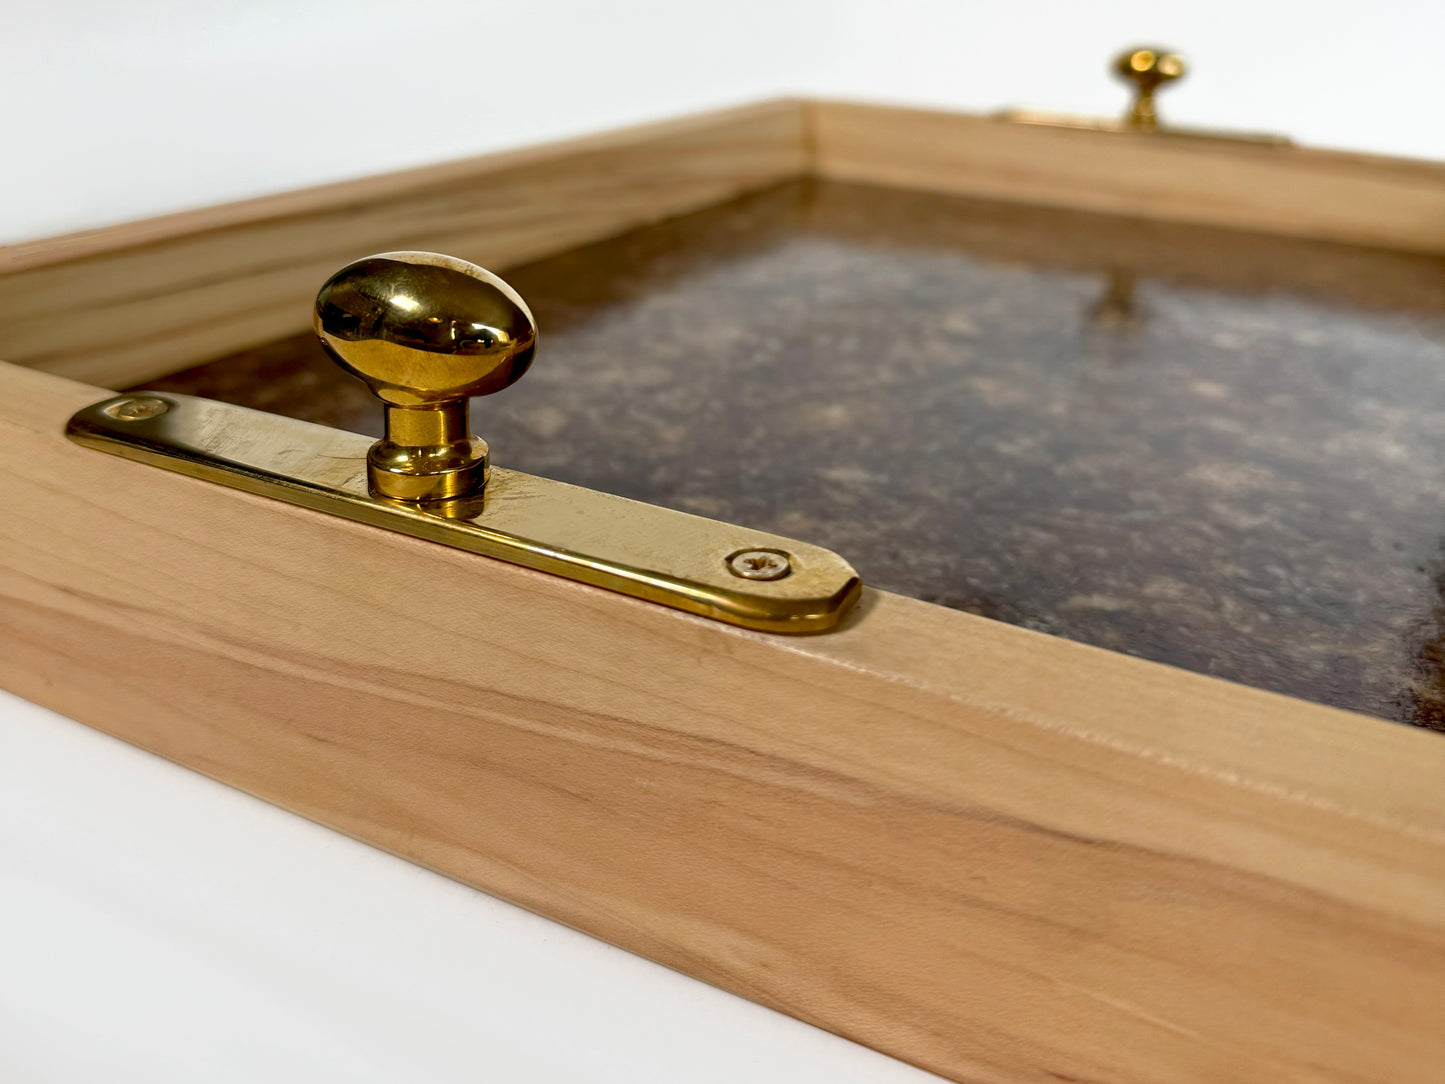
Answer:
xmin=2 ymin=2 xmax=1442 ymax=1080
xmin=3 ymin=0 xmax=1443 ymax=244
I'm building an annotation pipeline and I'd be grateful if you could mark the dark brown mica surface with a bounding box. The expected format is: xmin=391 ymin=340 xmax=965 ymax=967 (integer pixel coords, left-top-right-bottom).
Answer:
xmin=140 ymin=180 xmax=1445 ymax=728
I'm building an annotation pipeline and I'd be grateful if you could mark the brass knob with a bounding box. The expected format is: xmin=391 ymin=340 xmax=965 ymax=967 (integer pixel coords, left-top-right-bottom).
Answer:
xmin=1113 ymin=46 xmax=1186 ymax=131
xmin=314 ymin=251 xmax=537 ymax=502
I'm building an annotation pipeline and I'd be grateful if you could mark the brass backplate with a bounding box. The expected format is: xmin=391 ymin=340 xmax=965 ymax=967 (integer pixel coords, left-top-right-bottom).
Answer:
xmin=993 ymin=109 xmax=1292 ymax=147
xmin=67 ymin=394 xmax=861 ymax=634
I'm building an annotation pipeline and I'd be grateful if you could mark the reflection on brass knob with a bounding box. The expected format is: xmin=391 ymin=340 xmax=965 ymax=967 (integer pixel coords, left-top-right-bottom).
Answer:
xmin=1113 ymin=46 xmax=1186 ymax=131
xmin=314 ymin=251 xmax=537 ymax=502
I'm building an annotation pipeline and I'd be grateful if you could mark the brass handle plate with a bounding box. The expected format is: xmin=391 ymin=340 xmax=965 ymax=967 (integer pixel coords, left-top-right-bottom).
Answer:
xmin=66 ymin=393 xmax=861 ymax=634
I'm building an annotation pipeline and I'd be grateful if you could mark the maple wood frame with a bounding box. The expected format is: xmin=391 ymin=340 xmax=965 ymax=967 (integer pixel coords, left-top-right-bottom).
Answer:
xmin=4 ymin=98 xmax=1445 ymax=1083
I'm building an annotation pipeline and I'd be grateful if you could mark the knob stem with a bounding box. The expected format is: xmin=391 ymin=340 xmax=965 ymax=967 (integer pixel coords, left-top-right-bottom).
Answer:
xmin=1127 ymin=89 xmax=1161 ymax=131
xmin=385 ymin=400 xmax=469 ymax=450
xmin=369 ymin=402 xmax=489 ymax=501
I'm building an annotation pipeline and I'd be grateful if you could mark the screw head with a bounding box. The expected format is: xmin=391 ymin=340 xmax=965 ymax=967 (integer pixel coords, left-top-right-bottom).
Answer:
xmin=727 ymin=549 xmax=792 ymax=581
xmin=102 ymin=396 xmax=170 ymax=421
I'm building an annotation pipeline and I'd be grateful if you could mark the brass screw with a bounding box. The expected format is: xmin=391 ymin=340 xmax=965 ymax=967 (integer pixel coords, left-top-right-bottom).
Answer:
xmin=102 ymin=396 xmax=170 ymax=421
xmin=727 ymin=549 xmax=792 ymax=581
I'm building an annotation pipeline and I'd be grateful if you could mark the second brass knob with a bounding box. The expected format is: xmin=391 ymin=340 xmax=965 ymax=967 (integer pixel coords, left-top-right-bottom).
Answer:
xmin=1114 ymin=47 xmax=1186 ymax=131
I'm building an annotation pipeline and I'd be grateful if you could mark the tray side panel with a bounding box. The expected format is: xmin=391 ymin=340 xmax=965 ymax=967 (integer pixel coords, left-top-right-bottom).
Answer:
xmin=0 ymin=101 xmax=807 ymax=387
xmin=811 ymin=100 xmax=1445 ymax=254
xmin=4 ymin=361 xmax=1445 ymax=1083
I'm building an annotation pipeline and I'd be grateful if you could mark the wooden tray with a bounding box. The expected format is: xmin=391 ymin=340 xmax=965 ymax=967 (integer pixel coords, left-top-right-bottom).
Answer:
xmin=4 ymin=99 xmax=1445 ymax=1083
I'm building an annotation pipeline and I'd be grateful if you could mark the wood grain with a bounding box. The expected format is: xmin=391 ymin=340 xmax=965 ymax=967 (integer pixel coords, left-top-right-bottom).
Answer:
xmin=0 ymin=100 xmax=806 ymax=387
xmin=811 ymin=100 xmax=1445 ymax=254
xmin=4 ymin=359 xmax=1445 ymax=1083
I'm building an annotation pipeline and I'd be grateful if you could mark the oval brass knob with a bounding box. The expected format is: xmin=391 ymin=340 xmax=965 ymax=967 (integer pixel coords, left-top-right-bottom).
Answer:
xmin=314 ymin=251 xmax=537 ymax=502
xmin=1113 ymin=46 xmax=1186 ymax=131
